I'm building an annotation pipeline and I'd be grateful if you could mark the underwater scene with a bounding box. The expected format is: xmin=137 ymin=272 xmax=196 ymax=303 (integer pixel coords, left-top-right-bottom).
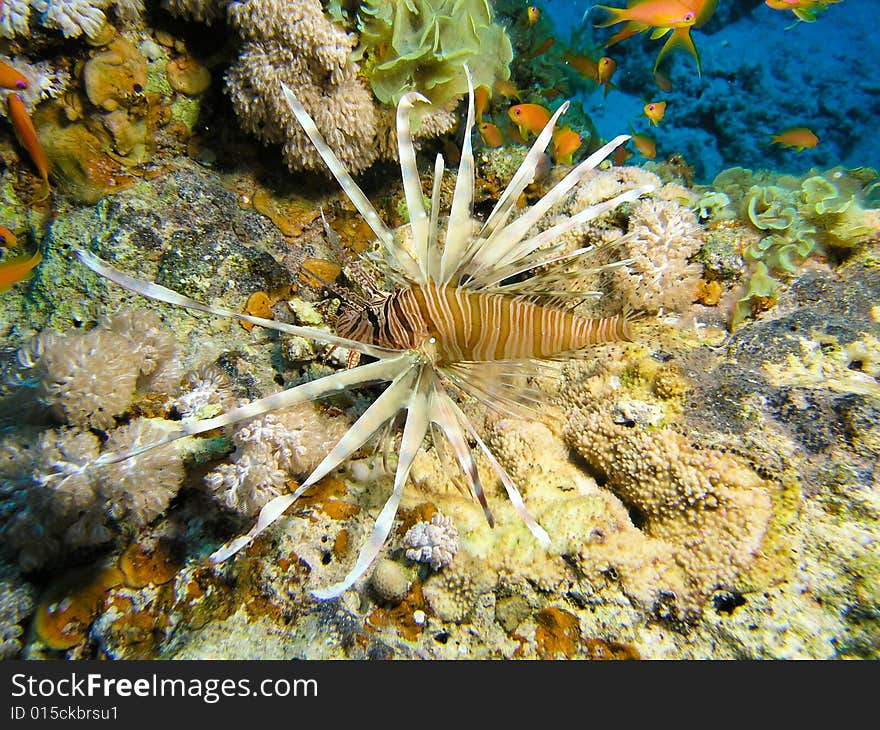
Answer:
xmin=0 ymin=0 xmax=877 ymax=661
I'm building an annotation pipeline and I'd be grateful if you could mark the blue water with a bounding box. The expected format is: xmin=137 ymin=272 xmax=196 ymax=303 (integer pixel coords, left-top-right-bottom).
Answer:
xmin=541 ymin=0 xmax=880 ymax=182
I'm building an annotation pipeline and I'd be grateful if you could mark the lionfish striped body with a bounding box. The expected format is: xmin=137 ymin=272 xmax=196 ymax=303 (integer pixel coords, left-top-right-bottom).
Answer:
xmin=76 ymin=68 xmax=652 ymax=599
xmin=342 ymin=284 xmax=631 ymax=363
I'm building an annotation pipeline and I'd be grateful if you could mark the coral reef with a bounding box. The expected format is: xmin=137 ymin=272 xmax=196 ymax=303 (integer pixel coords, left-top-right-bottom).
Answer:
xmin=164 ymin=0 xmax=456 ymax=173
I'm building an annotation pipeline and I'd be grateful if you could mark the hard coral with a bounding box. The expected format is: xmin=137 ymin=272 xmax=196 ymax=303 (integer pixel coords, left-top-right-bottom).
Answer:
xmin=566 ymin=405 xmax=773 ymax=617
xmin=404 ymin=512 xmax=459 ymax=571
xmin=169 ymin=0 xmax=455 ymax=173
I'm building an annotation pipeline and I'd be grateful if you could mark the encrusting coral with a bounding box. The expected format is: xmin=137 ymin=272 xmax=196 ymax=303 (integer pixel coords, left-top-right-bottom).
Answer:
xmin=0 ymin=564 xmax=34 ymax=658
xmin=564 ymin=399 xmax=773 ymax=617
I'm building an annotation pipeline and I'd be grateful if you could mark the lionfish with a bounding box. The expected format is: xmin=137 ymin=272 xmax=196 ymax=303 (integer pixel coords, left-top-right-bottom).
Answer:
xmin=77 ymin=69 xmax=651 ymax=599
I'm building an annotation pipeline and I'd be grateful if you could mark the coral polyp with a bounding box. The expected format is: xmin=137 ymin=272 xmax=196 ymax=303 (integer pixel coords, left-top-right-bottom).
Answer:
xmin=76 ymin=70 xmax=649 ymax=599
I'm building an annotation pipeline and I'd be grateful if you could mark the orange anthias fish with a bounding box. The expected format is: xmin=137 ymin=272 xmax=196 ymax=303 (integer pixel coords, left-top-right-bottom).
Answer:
xmin=7 ymin=93 xmax=50 ymax=198
xmin=563 ymin=52 xmax=600 ymax=81
xmin=595 ymin=0 xmax=716 ymax=74
xmin=629 ymin=127 xmax=657 ymax=159
xmin=526 ymin=5 xmax=540 ymax=27
xmin=0 ymin=225 xmax=17 ymax=248
xmin=0 ymin=248 xmax=42 ymax=293
xmin=597 ymin=57 xmax=617 ymax=96
xmin=769 ymin=126 xmax=819 ymax=151
xmin=508 ymin=103 xmax=552 ymax=138
xmin=478 ymin=121 xmax=504 ymax=148
xmin=0 ymin=60 xmax=28 ymax=90
xmin=475 ymin=85 xmax=490 ymax=121
xmin=551 ymin=126 xmax=583 ymax=165
xmin=765 ymin=0 xmax=841 ymax=23
xmin=644 ymin=100 xmax=667 ymax=125
xmin=524 ymin=37 xmax=555 ymax=59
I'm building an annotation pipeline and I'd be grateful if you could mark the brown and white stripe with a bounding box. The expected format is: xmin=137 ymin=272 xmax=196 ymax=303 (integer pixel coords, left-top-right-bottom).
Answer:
xmin=347 ymin=284 xmax=631 ymax=364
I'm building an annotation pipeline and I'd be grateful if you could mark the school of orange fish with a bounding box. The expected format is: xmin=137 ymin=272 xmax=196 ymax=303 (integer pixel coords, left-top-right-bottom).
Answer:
xmin=0 ymin=0 xmax=839 ymax=293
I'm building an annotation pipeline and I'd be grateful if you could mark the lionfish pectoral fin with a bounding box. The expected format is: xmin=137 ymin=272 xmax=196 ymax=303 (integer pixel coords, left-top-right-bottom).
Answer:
xmin=439 ymin=65 xmax=477 ymax=283
xmin=298 ymin=360 xmax=422 ymax=490
xmin=312 ymin=366 xmax=433 ymax=599
xmin=429 ymin=385 xmax=494 ymax=527
xmin=206 ymin=353 xmax=422 ymax=563
xmin=76 ymin=249 xmax=399 ymax=359
xmin=444 ymin=393 xmax=550 ymax=547
xmin=279 ymin=83 xmax=422 ymax=283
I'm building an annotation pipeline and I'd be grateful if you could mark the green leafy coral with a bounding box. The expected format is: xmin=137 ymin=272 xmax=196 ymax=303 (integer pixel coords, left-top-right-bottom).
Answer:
xmin=701 ymin=165 xmax=879 ymax=327
xmin=356 ymin=0 xmax=513 ymax=110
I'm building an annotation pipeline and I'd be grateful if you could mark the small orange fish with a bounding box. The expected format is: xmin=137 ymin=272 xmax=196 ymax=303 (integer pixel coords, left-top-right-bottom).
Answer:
xmin=478 ymin=121 xmax=504 ymax=148
xmin=7 ymin=94 xmax=50 ymax=198
xmin=508 ymin=103 xmax=552 ymax=139
xmin=765 ymin=0 xmax=841 ymax=22
xmin=524 ymin=37 xmax=555 ymax=59
xmin=597 ymin=56 xmax=617 ymax=97
xmin=769 ymin=126 xmax=819 ymax=151
xmin=0 ymin=248 xmax=41 ymax=293
xmin=644 ymin=101 xmax=667 ymax=126
xmin=629 ymin=128 xmax=657 ymax=159
xmin=595 ymin=0 xmax=696 ymax=29
xmin=653 ymin=70 xmax=672 ymax=92
xmin=596 ymin=0 xmax=713 ymax=75
xmin=526 ymin=6 xmax=540 ymax=26
xmin=475 ymin=85 xmax=490 ymax=122
xmin=540 ymin=88 xmax=562 ymax=101
xmin=563 ymin=52 xmax=600 ymax=81
xmin=552 ymin=126 xmax=583 ymax=165
xmin=611 ymin=144 xmax=634 ymax=166
xmin=493 ymin=79 xmax=523 ymax=101
xmin=0 ymin=60 xmax=28 ymax=90
xmin=0 ymin=225 xmax=17 ymax=248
